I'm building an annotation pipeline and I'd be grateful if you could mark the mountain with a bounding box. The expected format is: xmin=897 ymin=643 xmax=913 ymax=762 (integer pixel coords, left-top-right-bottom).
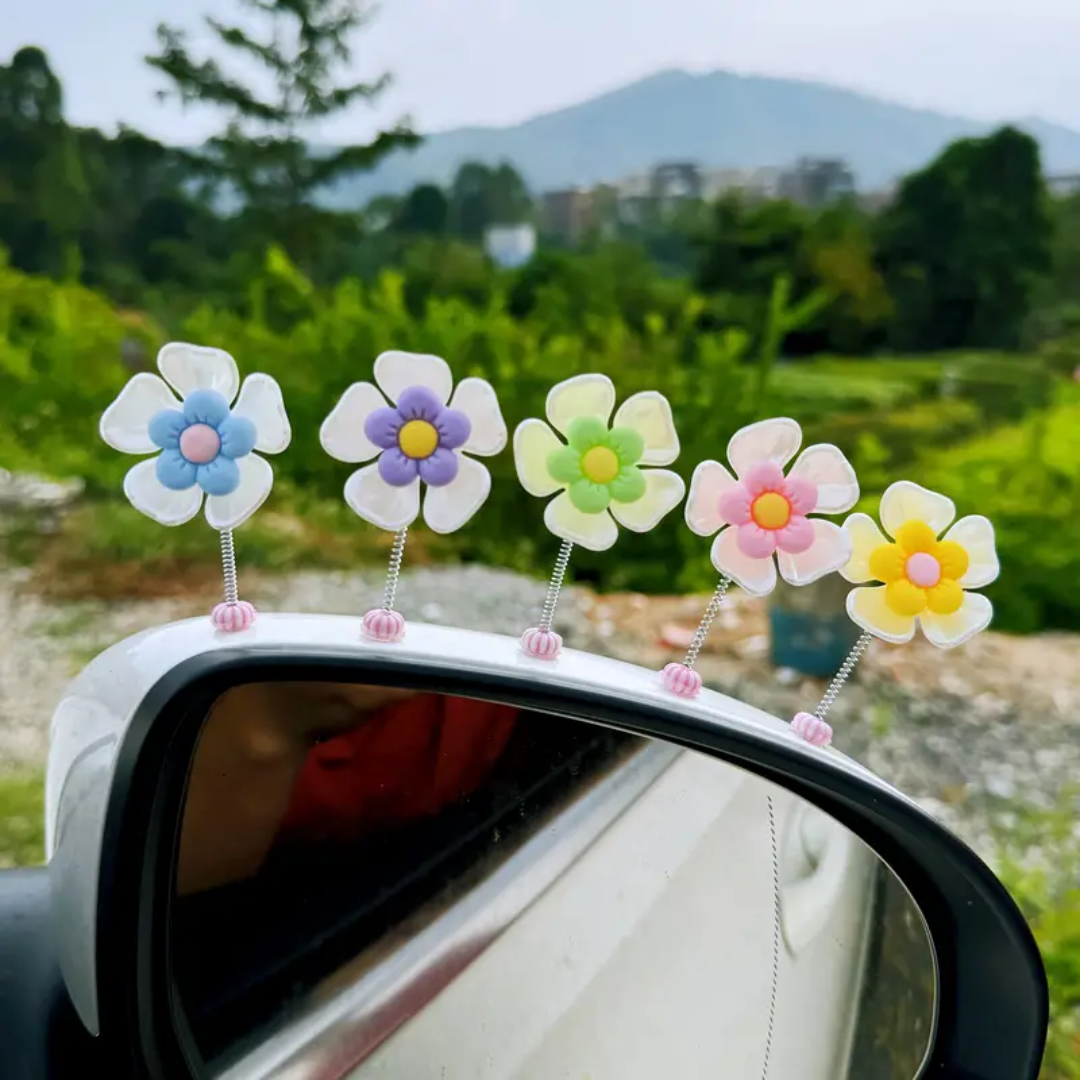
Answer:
xmin=324 ymin=68 xmax=1080 ymax=206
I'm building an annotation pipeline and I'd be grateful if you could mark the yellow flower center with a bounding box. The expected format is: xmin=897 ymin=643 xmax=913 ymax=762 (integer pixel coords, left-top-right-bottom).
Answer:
xmin=398 ymin=419 xmax=439 ymax=459
xmin=751 ymin=492 xmax=792 ymax=530
xmin=581 ymin=446 xmax=620 ymax=484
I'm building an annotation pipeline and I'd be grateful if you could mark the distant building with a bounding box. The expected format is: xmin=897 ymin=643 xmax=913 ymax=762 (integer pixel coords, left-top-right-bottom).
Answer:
xmin=857 ymin=188 xmax=896 ymax=214
xmin=701 ymin=166 xmax=786 ymax=202
xmin=484 ymin=223 xmax=537 ymax=269
xmin=778 ymin=157 xmax=857 ymax=207
xmin=1048 ymin=174 xmax=1080 ymax=197
xmin=539 ymin=189 xmax=596 ymax=243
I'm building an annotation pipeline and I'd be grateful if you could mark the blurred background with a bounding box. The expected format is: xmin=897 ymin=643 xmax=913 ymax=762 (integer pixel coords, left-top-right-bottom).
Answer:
xmin=0 ymin=1 xmax=1077 ymax=1073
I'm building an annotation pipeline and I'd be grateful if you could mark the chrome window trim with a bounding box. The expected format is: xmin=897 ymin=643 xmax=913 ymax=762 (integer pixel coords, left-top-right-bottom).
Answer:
xmin=215 ymin=738 xmax=684 ymax=1080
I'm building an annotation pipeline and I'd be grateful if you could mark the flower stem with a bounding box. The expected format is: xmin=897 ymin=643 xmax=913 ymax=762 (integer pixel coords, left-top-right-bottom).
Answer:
xmin=539 ymin=540 xmax=574 ymax=633
xmin=814 ymin=631 xmax=873 ymax=720
xmin=220 ymin=528 xmax=238 ymax=606
xmin=683 ymin=576 xmax=732 ymax=668
xmin=382 ymin=528 xmax=408 ymax=612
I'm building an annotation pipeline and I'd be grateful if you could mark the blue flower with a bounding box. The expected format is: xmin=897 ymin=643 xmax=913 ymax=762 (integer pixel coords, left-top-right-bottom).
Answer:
xmin=149 ymin=389 xmax=258 ymax=496
xmin=100 ymin=342 xmax=292 ymax=530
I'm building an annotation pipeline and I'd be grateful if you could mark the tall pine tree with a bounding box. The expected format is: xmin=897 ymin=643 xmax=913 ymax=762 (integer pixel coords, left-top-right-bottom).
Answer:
xmin=147 ymin=0 xmax=418 ymax=270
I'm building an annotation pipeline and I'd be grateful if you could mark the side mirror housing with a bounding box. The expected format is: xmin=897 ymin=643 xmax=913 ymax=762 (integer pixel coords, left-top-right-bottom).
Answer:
xmin=41 ymin=615 xmax=1047 ymax=1078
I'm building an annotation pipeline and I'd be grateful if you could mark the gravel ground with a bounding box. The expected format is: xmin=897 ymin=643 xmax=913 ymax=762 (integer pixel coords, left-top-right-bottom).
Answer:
xmin=2 ymin=563 xmax=1077 ymax=861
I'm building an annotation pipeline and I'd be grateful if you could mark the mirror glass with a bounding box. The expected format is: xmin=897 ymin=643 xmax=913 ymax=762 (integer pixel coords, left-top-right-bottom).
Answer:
xmin=170 ymin=682 xmax=935 ymax=1080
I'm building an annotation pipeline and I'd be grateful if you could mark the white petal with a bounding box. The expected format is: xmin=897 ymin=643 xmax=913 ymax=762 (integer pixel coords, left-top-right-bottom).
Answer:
xmin=123 ymin=458 xmax=202 ymax=527
xmin=344 ymin=464 xmax=420 ymax=531
xmin=777 ymin=520 xmax=852 ymax=586
xmin=423 ymin=455 xmax=491 ymax=534
xmin=789 ymin=443 xmax=859 ymax=514
xmin=99 ymin=374 xmax=180 ymax=454
xmin=232 ymin=374 xmax=291 ymax=454
xmin=320 ymin=382 xmax=387 ymax=463
xmin=449 ymin=377 xmax=507 ymax=457
xmin=727 ymin=417 xmax=802 ymax=480
xmin=373 ymin=350 xmax=452 ymax=405
xmin=205 ymin=454 xmax=274 ymax=530
xmin=609 ymin=469 xmax=685 ymax=532
xmin=514 ymin=419 xmax=564 ymax=497
xmin=840 ymin=513 xmax=890 ymax=583
xmin=879 ymin=480 xmax=955 ymax=539
xmin=919 ymin=593 xmax=993 ymax=649
xmin=544 ymin=492 xmax=619 ymax=551
xmin=846 ymin=586 xmax=917 ymax=645
xmin=545 ymin=373 xmax=616 ymax=438
xmin=158 ymin=342 xmax=240 ymax=402
xmin=710 ymin=527 xmax=777 ymax=597
xmin=612 ymin=391 xmax=680 ymax=466
xmin=942 ymin=515 xmax=1000 ymax=589
xmin=685 ymin=460 xmax=739 ymax=537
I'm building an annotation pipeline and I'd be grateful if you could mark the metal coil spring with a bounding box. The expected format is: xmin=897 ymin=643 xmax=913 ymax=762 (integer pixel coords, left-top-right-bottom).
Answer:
xmin=219 ymin=528 xmax=238 ymax=606
xmin=382 ymin=527 xmax=409 ymax=612
xmin=815 ymin=630 xmax=873 ymax=720
xmin=763 ymin=793 xmax=781 ymax=1080
xmin=683 ymin=575 xmax=732 ymax=669
xmin=539 ymin=539 xmax=574 ymax=632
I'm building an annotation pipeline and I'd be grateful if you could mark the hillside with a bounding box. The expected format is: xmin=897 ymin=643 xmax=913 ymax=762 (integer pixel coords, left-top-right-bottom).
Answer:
xmin=326 ymin=68 xmax=1080 ymax=204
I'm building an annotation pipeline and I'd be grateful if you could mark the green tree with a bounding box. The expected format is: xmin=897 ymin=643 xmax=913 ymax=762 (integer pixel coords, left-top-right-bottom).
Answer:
xmin=0 ymin=47 xmax=89 ymax=276
xmin=448 ymin=161 xmax=532 ymax=241
xmin=394 ymin=183 xmax=449 ymax=235
xmin=146 ymin=0 xmax=419 ymax=270
xmin=877 ymin=126 xmax=1052 ymax=351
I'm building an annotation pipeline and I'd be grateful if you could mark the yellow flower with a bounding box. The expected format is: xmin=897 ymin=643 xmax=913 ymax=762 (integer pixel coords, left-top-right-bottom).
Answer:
xmin=840 ymin=481 xmax=1000 ymax=649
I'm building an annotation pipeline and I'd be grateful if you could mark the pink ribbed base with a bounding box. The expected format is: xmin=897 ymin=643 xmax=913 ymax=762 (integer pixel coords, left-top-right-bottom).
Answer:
xmin=211 ymin=600 xmax=257 ymax=632
xmin=791 ymin=711 xmax=833 ymax=747
xmin=520 ymin=627 xmax=562 ymax=660
xmin=362 ymin=608 xmax=406 ymax=642
xmin=661 ymin=662 xmax=702 ymax=698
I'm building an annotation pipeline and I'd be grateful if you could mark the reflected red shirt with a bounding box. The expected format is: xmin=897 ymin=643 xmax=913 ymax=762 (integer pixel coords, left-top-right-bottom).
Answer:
xmin=279 ymin=695 xmax=518 ymax=844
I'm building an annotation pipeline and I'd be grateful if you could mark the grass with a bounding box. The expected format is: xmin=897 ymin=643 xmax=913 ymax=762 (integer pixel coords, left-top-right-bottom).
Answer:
xmin=1 ymin=488 xmax=452 ymax=601
xmin=0 ymin=772 xmax=45 ymax=868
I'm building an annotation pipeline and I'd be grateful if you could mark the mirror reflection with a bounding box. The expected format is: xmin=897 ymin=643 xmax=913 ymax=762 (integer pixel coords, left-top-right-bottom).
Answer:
xmin=171 ymin=682 xmax=935 ymax=1079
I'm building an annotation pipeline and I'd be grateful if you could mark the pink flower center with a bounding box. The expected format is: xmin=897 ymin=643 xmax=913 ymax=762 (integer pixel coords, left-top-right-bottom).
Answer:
xmin=179 ymin=423 xmax=221 ymax=464
xmin=905 ymin=551 xmax=941 ymax=588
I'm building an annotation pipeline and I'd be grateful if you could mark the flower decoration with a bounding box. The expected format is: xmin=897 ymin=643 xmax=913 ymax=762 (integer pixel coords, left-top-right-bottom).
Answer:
xmin=840 ymin=480 xmax=999 ymax=648
xmin=513 ymin=374 xmax=685 ymax=551
xmin=320 ymin=351 xmax=507 ymax=534
xmin=684 ymin=417 xmax=859 ymax=596
xmin=99 ymin=342 xmax=291 ymax=530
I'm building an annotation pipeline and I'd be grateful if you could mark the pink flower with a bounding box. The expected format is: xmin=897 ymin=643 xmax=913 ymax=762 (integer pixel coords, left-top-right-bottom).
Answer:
xmin=685 ymin=417 xmax=860 ymax=597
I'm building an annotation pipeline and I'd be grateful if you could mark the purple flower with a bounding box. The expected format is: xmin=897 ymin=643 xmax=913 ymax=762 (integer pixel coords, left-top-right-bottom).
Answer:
xmin=363 ymin=385 xmax=472 ymax=488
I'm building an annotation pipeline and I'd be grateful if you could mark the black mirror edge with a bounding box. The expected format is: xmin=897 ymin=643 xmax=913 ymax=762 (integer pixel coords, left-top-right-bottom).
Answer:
xmin=92 ymin=649 xmax=1049 ymax=1080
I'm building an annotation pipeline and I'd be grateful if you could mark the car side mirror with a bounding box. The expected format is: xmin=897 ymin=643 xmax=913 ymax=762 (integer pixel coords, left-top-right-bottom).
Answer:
xmin=40 ymin=616 xmax=1046 ymax=1079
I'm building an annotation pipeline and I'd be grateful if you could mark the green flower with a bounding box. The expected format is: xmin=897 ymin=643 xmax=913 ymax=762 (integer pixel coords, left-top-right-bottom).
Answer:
xmin=546 ymin=415 xmax=647 ymax=514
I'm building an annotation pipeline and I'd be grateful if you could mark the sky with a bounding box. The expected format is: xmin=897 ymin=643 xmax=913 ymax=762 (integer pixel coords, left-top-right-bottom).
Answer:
xmin=2 ymin=0 xmax=1078 ymax=143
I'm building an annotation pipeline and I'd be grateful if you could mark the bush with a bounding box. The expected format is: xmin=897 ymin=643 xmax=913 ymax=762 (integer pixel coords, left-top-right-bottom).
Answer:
xmin=940 ymin=353 xmax=1055 ymax=422
xmin=912 ymin=388 xmax=1080 ymax=633
xmin=0 ymin=254 xmax=1074 ymax=621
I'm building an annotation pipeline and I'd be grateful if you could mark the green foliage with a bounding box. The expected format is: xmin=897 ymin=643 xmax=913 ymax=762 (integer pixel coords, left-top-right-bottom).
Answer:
xmin=1 ymin=251 xmax=1070 ymax=623
xmin=878 ymin=126 xmax=1053 ymax=351
xmin=912 ymin=388 xmax=1080 ymax=633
